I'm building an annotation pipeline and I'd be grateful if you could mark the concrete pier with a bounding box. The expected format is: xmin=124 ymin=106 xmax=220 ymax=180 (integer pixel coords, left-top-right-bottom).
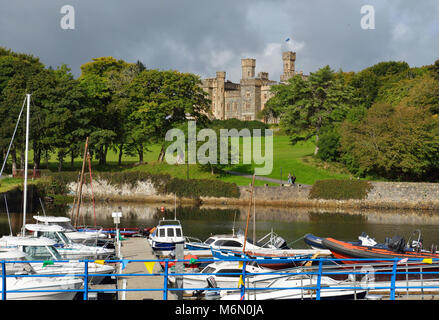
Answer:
xmin=116 ymin=237 xmax=177 ymax=300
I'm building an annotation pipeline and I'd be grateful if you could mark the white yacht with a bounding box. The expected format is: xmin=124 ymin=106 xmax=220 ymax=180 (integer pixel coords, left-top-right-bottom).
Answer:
xmin=0 ymin=249 xmax=83 ymax=300
xmin=0 ymin=236 xmax=115 ymax=285
xmin=33 ymin=215 xmax=107 ymax=245
xmin=25 ymin=224 xmax=114 ymax=260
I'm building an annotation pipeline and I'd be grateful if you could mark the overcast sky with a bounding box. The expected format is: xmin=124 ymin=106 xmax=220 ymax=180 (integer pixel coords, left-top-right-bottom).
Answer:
xmin=0 ymin=0 xmax=438 ymax=82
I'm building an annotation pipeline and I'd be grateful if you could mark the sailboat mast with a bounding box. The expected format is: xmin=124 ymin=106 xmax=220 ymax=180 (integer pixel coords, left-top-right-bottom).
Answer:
xmin=243 ymin=174 xmax=255 ymax=253
xmin=22 ymin=93 xmax=31 ymax=236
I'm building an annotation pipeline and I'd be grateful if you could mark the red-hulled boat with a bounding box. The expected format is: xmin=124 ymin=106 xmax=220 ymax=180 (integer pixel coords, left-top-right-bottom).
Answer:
xmin=322 ymin=237 xmax=439 ymax=262
xmin=320 ymin=237 xmax=439 ymax=284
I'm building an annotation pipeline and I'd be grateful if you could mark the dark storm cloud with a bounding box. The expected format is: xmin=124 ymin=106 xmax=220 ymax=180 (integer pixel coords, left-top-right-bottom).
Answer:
xmin=0 ymin=0 xmax=438 ymax=81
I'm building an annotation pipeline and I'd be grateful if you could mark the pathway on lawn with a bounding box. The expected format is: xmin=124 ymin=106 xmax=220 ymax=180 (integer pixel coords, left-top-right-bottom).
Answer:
xmin=226 ymin=170 xmax=311 ymax=187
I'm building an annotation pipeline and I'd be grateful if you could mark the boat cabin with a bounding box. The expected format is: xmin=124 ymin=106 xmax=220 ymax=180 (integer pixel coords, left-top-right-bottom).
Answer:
xmin=154 ymin=220 xmax=184 ymax=239
xmin=25 ymin=224 xmax=72 ymax=246
xmin=0 ymin=236 xmax=62 ymax=261
xmin=33 ymin=216 xmax=77 ymax=232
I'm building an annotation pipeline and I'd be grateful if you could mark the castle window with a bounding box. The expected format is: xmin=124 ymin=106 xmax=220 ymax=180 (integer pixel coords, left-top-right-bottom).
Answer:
xmin=245 ymin=102 xmax=250 ymax=110
xmin=246 ymin=91 xmax=250 ymax=98
xmin=227 ymin=103 xmax=230 ymax=112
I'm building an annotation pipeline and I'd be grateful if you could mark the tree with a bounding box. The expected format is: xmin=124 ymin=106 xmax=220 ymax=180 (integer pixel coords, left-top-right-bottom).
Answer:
xmin=339 ymin=103 xmax=439 ymax=180
xmin=0 ymin=51 xmax=45 ymax=174
xmin=348 ymin=69 xmax=380 ymax=108
xmin=31 ymin=65 xmax=89 ymax=171
xmin=79 ymin=57 xmax=135 ymax=165
xmin=430 ymin=59 xmax=439 ymax=80
xmin=270 ymin=66 xmax=356 ymax=155
xmin=126 ymin=69 xmax=210 ymax=163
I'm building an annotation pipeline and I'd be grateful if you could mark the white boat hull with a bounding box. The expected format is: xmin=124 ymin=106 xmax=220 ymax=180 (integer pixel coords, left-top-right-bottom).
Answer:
xmin=0 ymin=277 xmax=83 ymax=300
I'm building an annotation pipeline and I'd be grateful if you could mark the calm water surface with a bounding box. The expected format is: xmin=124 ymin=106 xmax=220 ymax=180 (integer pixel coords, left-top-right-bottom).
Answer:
xmin=2 ymin=201 xmax=439 ymax=249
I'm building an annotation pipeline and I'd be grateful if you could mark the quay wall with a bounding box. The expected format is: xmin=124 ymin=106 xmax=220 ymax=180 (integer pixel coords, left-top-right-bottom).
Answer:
xmin=3 ymin=180 xmax=439 ymax=212
xmin=63 ymin=180 xmax=439 ymax=211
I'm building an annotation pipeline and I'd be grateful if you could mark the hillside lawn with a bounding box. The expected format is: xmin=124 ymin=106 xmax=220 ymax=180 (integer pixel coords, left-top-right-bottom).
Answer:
xmin=1 ymin=135 xmax=353 ymax=189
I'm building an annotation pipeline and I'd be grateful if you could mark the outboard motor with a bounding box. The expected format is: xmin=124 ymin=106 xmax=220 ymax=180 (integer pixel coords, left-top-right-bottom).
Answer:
xmin=206 ymin=276 xmax=218 ymax=288
xmin=192 ymin=276 xmax=218 ymax=298
xmin=273 ymin=236 xmax=289 ymax=249
xmin=358 ymin=232 xmax=377 ymax=247
xmin=388 ymin=236 xmax=406 ymax=253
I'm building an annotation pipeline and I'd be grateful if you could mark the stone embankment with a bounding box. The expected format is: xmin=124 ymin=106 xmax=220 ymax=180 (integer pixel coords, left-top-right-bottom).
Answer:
xmin=65 ymin=180 xmax=439 ymax=211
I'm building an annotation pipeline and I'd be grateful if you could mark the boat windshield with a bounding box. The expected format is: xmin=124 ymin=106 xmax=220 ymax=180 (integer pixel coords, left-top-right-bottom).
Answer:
xmin=39 ymin=231 xmax=69 ymax=245
xmin=50 ymin=222 xmax=77 ymax=232
xmin=56 ymin=232 xmax=72 ymax=244
xmin=204 ymin=238 xmax=215 ymax=245
xmin=22 ymin=245 xmax=62 ymax=261
xmin=201 ymin=266 xmax=216 ymax=274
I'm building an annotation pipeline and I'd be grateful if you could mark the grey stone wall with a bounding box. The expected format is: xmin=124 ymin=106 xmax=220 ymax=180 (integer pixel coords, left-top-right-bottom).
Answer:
xmin=239 ymin=185 xmax=311 ymax=201
xmin=367 ymin=182 xmax=439 ymax=202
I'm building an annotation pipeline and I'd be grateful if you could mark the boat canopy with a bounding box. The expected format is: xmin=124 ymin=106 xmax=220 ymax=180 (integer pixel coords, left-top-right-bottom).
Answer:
xmin=25 ymin=224 xmax=65 ymax=233
xmin=33 ymin=216 xmax=71 ymax=223
xmin=0 ymin=249 xmax=27 ymax=260
xmin=0 ymin=236 xmax=57 ymax=247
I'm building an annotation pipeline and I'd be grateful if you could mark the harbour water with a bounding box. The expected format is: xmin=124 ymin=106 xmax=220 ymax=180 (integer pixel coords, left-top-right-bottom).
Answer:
xmin=2 ymin=201 xmax=439 ymax=248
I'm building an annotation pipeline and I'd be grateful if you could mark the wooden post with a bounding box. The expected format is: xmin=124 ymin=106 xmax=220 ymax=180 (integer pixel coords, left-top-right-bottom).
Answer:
xmin=74 ymin=137 xmax=89 ymax=228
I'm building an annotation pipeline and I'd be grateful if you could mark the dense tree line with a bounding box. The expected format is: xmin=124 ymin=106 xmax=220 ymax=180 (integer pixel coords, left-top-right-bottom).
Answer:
xmin=263 ymin=59 xmax=439 ymax=181
xmin=0 ymin=48 xmax=211 ymax=172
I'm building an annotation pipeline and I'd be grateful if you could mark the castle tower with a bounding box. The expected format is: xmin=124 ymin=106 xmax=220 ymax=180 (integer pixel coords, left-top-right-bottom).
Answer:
xmin=215 ymin=71 xmax=226 ymax=120
xmin=280 ymin=51 xmax=296 ymax=83
xmin=241 ymin=58 xmax=256 ymax=79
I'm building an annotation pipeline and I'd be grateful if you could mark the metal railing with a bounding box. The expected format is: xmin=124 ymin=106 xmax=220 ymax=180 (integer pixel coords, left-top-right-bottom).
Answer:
xmin=2 ymin=257 xmax=439 ymax=300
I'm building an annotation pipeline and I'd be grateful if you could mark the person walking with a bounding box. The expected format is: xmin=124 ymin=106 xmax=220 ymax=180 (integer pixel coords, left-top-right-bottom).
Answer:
xmin=287 ymin=173 xmax=292 ymax=184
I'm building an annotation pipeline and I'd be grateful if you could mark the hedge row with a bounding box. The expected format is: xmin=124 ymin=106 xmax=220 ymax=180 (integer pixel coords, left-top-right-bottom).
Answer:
xmin=308 ymin=179 xmax=373 ymax=200
xmin=36 ymin=171 xmax=241 ymax=199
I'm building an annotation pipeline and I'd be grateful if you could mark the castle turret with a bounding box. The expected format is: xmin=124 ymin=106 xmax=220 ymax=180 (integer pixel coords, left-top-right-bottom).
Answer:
xmin=216 ymin=71 xmax=226 ymax=120
xmin=280 ymin=51 xmax=296 ymax=83
xmin=241 ymin=58 xmax=256 ymax=79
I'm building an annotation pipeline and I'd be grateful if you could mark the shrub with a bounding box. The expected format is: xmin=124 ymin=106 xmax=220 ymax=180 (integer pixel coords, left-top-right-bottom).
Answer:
xmin=317 ymin=127 xmax=341 ymax=162
xmin=309 ymin=179 xmax=373 ymax=200
xmin=36 ymin=171 xmax=240 ymax=199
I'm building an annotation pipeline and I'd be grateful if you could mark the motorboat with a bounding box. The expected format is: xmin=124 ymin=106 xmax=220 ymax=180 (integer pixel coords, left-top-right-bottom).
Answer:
xmin=149 ymin=219 xmax=185 ymax=255
xmin=25 ymin=224 xmax=115 ymax=260
xmin=168 ymin=260 xmax=277 ymax=295
xmin=0 ymin=248 xmax=83 ymax=300
xmin=218 ymin=264 xmax=368 ymax=300
xmin=33 ymin=215 xmax=108 ymax=245
xmin=304 ymin=232 xmax=378 ymax=251
xmin=211 ymin=248 xmax=311 ymax=270
xmin=321 ymin=232 xmax=439 ymax=263
xmin=219 ymin=274 xmax=368 ymax=300
xmin=0 ymin=236 xmax=115 ymax=285
xmin=185 ymin=230 xmax=289 ymax=252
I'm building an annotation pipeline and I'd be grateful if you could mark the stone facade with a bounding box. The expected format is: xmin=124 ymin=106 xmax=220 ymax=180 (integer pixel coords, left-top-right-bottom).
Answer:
xmin=201 ymin=51 xmax=301 ymax=122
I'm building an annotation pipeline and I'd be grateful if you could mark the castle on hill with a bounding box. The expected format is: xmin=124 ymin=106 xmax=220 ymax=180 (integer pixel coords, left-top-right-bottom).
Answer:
xmin=201 ymin=51 xmax=303 ymax=122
